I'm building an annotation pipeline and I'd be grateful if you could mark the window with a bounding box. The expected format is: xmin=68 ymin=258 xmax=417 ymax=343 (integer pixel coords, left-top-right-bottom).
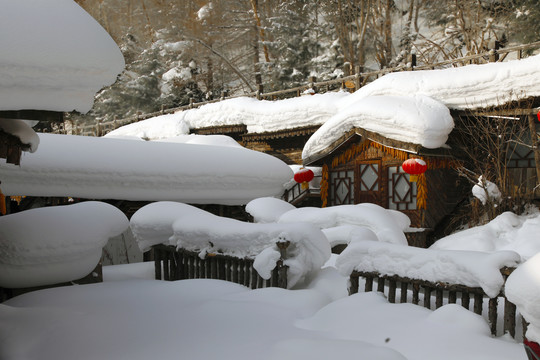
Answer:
xmin=388 ymin=166 xmax=417 ymax=210
xmin=329 ymin=169 xmax=355 ymax=205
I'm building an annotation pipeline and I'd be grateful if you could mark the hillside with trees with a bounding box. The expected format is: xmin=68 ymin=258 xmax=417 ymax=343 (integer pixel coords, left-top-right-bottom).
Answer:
xmin=70 ymin=0 xmax=539 ymax=125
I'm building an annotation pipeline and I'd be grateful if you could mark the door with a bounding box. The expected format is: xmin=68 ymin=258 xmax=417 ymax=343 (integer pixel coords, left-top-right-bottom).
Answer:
xmin=356 ymin=160 xmax=382 ymax=205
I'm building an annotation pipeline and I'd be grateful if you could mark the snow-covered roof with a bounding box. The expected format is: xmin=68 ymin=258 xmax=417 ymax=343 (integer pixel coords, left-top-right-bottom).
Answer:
xmin=302 ymin=94 xmax=454 ymax=162
xmin=0 ymin=0 xmax=124 ymax=113
xmin=0 ymin=133 xmax=293 ymax=205
xmin=105 ymin=92 xmax=348 ymax=140
xmin=338 ymin=53 xmax=540 ymax=111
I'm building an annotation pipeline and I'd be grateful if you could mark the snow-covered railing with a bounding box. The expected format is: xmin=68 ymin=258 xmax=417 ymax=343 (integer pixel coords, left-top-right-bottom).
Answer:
xmin=153 ymin=242 xmax=290 ymax=289
xmin=52 ymin=41 xmax=540 ymax=137
xmin=337 ymin=240 xmax=525 ymax=339
xmin=282 ymin=174 xmax=321 ymax=205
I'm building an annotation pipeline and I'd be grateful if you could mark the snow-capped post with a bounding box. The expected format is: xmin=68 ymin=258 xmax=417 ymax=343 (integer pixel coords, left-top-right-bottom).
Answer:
xmin=276 ymin=239 xmax=290 ymax=289
xmin=294 ymin=168 xmax=314 ymax=190
xmin=401 ymin=158 xmax=427 ymax=182
xmin=309 ymin=76 xmax=317 ymax=94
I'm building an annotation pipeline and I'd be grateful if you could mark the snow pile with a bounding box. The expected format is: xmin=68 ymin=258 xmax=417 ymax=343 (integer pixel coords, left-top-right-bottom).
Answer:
xmin=430 ymin=209 xmax=540 ymax=260
xmin=506 ymin=253 xmax=540 ymax=343
xmin=0 ymin=0 xmax=124 ymax=113
xmin=130 ymin=202 xmax=209 ymax=252
xmin=472 ymin=175 xmax=502 ymax=205
xmin=338 ymin=54 xmax=540 ymax=111
xmin=245 ymin=197 xmax=296 ymax=223
xmin=0 ymin=201 xmax=128 ymax=288
xmin=278 ymin=203 xmax=410 ymax=246
xmin=336 ymin=239 xmax=520 ymax=298
xmin=170 ymin=209 xmax=331 ymax=288
xmin=303 ymin=94 xmax=454 ymax=161
xmin=106 ymin=92 xmax=348 ymax=140
xmin=0 ymin=119 xmax=39 ymax=152
xmin=0 ymin=133 xmax=293 ymax=205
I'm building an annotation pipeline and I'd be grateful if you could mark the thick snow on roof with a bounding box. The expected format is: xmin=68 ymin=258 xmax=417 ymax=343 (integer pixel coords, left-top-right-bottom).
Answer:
xmin=0 ymin=119 xmax=39 ymax=152
xmin=0 ymin=201 xmax=128 ymax=288
xmin=506 ymin=253 xmax=540 ymax=343
xmin=338 ymin=53 xmax=540 ymax=111
xmin=336 ymin=239 xmax=520 ymax=298
xmin=0 ymin=133 xmax=293 ymax=205
xmin=302 ymin=94 xmax=454 ymax=160
xmin=105 ymin=92 xmax=348 ymax=140
xmin=0 ymin=0 xmax=124 ymax=113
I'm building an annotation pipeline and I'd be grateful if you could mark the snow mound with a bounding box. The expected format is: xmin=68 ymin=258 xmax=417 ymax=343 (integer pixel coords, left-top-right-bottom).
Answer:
xmin=336 ymin=240 xmax=520 ymax=298
xmin=0 ymin=201 xmax=128 ymax=288
xmin=0 ymin=119 xmax=39 ymax=152
xmin=278 ymin=203 xmax=410 ymax=245
xmin=0 ymin=0 xmax=124 ymax=113
xmin=506 ymin=253 xmax=540 ymax=343
xmin=245 ymin=197 xmax=296 ymax=223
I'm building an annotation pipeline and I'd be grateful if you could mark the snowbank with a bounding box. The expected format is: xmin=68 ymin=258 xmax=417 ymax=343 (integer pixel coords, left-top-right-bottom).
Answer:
xmin=336 ymin=239 xmax=520 ymax=298
xmin=0 ymin=133 xmax=293 ymax=205
xmin=245 ymin=197 xmax=296 ymax=223
xmin=0 ymin=201 xmax=128 ymax=288
xmin=106 ymin=92 xmax=348 ymax=140
xmin=0 ymin=119 xmax=39 ymax=152
xmin=278 ymin=203 xmax=410 ymax=245
xmin=0 ymin=0 xmax=124 ymax=113
xmin=303 ymin=94 xmax=453 ymax=160
xmin=430 ymin=209 xmax=540 ymax=261
xmin=338 ymin=54 xmax=540 ymax=111
xmin=506 ymin=253 xmax=540 ymax=343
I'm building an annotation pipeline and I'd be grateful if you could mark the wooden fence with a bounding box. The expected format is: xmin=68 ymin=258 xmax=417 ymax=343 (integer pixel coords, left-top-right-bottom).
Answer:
xmin=282 ymin=175 xmax=321 ymax=205
xmin=153 ymin=244 xmax=289 ymax=289
xmin=52 ymin=41 xmax=540 ymax=137
xmin=349 ymin=267 xmax=526 ymax=340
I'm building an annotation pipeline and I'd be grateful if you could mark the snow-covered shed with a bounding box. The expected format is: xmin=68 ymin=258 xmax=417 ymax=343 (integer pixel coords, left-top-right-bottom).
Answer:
xmin=302 ymin=53 xmax=540 ymax=245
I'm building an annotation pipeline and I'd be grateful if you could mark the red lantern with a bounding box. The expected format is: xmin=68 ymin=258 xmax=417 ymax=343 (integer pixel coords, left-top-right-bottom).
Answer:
xmin=401 ymin=158 xmax=427 ymax=182
xmin=537 ymin=110 xmax=540 ymax=122
xmin=294 ymin=168 xmax=314 ymax=190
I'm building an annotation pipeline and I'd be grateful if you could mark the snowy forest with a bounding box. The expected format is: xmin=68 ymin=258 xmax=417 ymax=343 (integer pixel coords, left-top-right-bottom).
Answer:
xmin=70 ymin=0 xmax=540 ymax=125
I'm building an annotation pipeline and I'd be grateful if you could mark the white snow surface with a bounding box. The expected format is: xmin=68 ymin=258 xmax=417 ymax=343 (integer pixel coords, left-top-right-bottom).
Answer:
xmin=105 ymin=92 xmax=348 ymax=140
xmin=0 ymin=119 xmax=39 ymax=152
xmin=278 ymin=203 xmax=410 ymax=245
xmin=0 ymin=0 xmax=124 ymax=113
xmin=338 ymin=53 xmax=540 ymax=111
xmin=0 ymin=267 xmax=526 ymax=360
xmin=336 ymin=239 xmax=520 ymax=298
xmin=0 ymin=133 xmax=293 ymax=205
xmin=169 ymin=209 xmax=331 ymax=288
xmin=506 ymin=253 xmax=540 ymax=343
xmin=0 ymin=201 xmax=128 ymax=288
xmin=430 ymin=209 xmax=540 ymax=261
xmin=302 ymin=94 xmax=454 ymax=161
xmin=245 ymin=197 xmax=296 ymax=223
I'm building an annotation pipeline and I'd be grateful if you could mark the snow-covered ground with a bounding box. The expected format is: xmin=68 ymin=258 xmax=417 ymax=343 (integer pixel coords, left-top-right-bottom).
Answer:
xmin=0 ymin=261 xmax=527 ymax=360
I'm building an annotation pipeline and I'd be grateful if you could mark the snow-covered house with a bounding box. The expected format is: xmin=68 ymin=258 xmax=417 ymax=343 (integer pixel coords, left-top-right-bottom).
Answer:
xmin=301 ymin=54 xmax=540 ymax=246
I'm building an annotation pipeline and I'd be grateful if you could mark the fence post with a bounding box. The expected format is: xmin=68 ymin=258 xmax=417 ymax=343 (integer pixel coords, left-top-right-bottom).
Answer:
xmin=257 ymin=84 xmax=263 ymax=100
xmin=276 ymin=240 xmax=290 ymax=289
xmin=309 ymin=76 xmax=317 ymax=93
xmin=407 ymin=53 xmax=417 ymax=70
xmin=489 ymin=40 xmax=500 ymax=62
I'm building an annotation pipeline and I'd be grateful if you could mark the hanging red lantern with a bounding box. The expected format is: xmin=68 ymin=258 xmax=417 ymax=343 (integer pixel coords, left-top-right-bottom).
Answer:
xmin=294 ymin=168 xmax=314 ymax=190
xmin=537 ymin=110 xmax=540 ymax=122
xmin=401 ymin=158 xmax=427 ymax=182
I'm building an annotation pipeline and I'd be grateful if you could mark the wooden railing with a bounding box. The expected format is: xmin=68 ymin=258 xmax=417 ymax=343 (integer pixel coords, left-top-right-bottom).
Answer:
xmin=282 ymin=175 xmax=321 ymax=205
xmin=52 ymin=41 xmax=540 ymax=137
xmin=349 ymin=267 xmax=526 ymax=340
xmin=152 ymin=244 xmax=288 ymax=289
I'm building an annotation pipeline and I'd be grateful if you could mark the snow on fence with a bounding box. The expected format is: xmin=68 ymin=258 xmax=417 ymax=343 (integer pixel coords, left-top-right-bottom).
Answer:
xmin=337 ymin=240 xmax=526 ymax=339
xmin=153 ymin=243 xmax=289 ymax=289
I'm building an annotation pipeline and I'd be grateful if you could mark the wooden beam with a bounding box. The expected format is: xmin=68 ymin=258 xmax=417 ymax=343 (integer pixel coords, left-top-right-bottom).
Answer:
xmin=0 ymin=110 xmax=63 ymax=122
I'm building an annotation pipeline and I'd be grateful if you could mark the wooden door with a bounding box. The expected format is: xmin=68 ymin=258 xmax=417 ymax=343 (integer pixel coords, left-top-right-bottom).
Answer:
xmin=356 ymin=160 xmax=382 ymax=205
